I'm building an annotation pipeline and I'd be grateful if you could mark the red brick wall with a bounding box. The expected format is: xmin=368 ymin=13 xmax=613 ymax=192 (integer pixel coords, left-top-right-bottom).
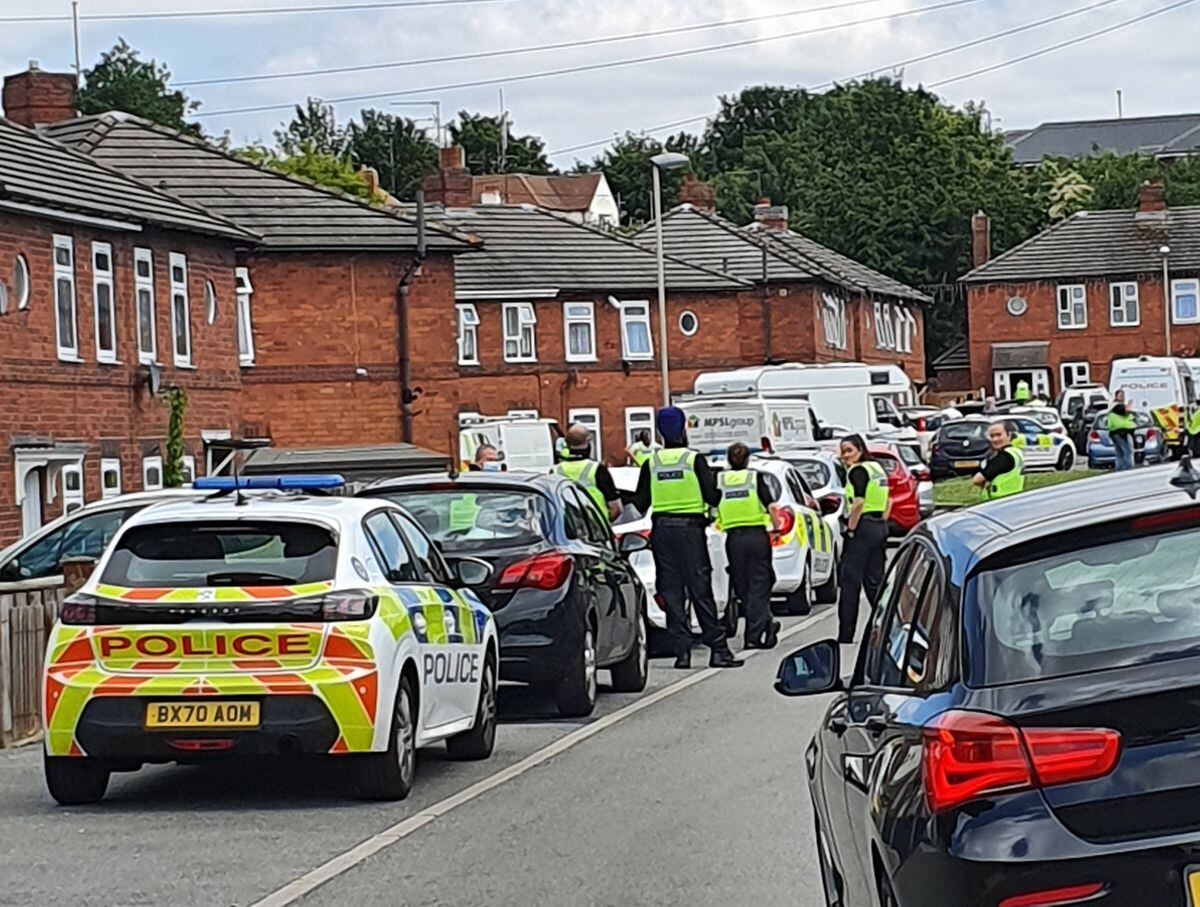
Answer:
xmin=0 ymin=212 xmax=242 ymax=544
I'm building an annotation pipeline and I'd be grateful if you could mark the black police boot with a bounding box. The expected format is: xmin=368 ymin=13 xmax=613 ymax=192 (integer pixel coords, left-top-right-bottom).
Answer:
xmin=763 ymin=620 xmax=781 ymax=649
xmin=709 ymin=650 xmax=743 ymax=669
xmin=673 ymin=651 xmax=692 ymax=669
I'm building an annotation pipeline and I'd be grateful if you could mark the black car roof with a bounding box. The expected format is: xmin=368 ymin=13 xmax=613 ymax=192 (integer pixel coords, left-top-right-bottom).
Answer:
xmin=361 ymin=471 xmax=569 ymax=495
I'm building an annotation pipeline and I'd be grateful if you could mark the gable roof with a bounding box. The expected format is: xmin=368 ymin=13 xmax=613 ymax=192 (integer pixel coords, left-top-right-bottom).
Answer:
xmin=0 ymin=117 xmax=253 ymax=241
xmin=42 ymin=113 xmax=472 ymax=252
xmin=428 ymin=204 xmax=750 ymax=297
xmin=632 ymin=205 xmax=930 ymax=303
xmin=470 ymin=173 xmax=603 ymax=213
xmin=1007 ymin=113 xmax=1200 ymax=165
xmin=962 ymin=207 xmax=1200 ymax=283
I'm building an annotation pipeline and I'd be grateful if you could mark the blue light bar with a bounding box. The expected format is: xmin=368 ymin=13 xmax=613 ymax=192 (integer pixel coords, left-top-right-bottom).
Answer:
xmin=194 ymin=474 xmax=346 ymax=491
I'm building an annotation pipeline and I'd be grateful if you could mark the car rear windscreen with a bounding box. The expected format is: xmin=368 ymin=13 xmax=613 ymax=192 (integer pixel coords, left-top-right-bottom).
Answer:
xmin=101 ymin=521 xmax=338 ymax=588
xmin=940 ymin=422 xmax=987 ymax=443
xmin=793 ymin=459 xmax=832 ymax=490
xmin=967 ymin=523 xmax=1200 ymax=685
xmin=379 ymin=489 xmax=547 ymax=551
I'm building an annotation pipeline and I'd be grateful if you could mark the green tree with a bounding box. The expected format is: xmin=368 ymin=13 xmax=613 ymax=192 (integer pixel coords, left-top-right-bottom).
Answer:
xmin=347 ymin=109 xmax=438 ymax=197
xmin=1040 ymin=160 xmax=1095 ymax=222
xmin=575 ymin=131 xmax=701 ymax=227
xmin=1165 ymin=154 xmax=1200 ymax=206
xmin=449 ymin=112 xmax=551 ymax=175
xmin=162 ymin=388 xmax=188 ymax=488
xmin=238 ymin=143 xmax=373 ymax=199
xmin=275 ymin=98 xmax=345 ymax=157
xmin=76 ymin=39 xmax=201 ymax=136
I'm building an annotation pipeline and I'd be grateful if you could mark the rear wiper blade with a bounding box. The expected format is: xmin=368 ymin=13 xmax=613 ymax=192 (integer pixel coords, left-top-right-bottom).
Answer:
xmin=205 ymin=571 xmax=295 ymax=586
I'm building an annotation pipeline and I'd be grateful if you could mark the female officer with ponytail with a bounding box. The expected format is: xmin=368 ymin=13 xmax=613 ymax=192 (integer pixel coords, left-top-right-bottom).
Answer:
xmin=837 ymin=434 xmax=890 ymax=644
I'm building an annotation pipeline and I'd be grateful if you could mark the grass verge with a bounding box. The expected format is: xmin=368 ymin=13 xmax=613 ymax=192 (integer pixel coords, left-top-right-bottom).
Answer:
xmin=934 ymin=469 xmax=1104 ymax=509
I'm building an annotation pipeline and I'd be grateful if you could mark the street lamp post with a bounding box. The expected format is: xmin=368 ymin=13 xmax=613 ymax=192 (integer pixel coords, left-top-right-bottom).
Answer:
xmin=1161 ymin=245 xmax=1172 ymax=356
xmin=650 ymin=152 xmax=690 ymax=407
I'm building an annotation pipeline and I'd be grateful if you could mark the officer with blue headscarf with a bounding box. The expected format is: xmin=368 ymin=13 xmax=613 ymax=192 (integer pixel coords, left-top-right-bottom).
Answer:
xmin=628 ymin=406 xmax=741 ymax=669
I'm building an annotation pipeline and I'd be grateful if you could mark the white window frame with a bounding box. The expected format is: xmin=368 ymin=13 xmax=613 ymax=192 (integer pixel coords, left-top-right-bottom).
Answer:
xmin=456 ymin=303 xmax=480 ymax=366
xmin=142 ymin=455 xmax=164 ymax=491
xmin=1060 ymin=361 xmax=1091 ymax=390
xmin=1108 ymin=281 xmax=1140 ymax=327
xmin=181 ymin=455 xmax=196 ymax=485
xmin=1172 ymin=278 xmax=1200 ymax=326
xmin=91 ymin=241 xmax=117 ymax=363
xmin=235 ymin=266 xmax=256 ymax=366
xmin=100 ymin=457 xmax=122 ymax=499
xmin=52 ymin=234 xmax=79 ymax=360
xmin=169 ymin=252 xmax=192 ymax=366
xmin=134 ymin=247 xmax=157 ymax=364
xmin=1056 ymin=284 xmax=1088 ymax=330
xmin=619 ymin=300 xmax=654 ymax=361
xmin=568 ymin=407 xmax=602 ymax=460
xmin=820 ymin=291 xmax=847 ymax=350
xmin=502 ymin=302 xmax=537 ymax=363
xmin=61 ymin=463 xmax=84 ymax=515
xmin=625 ymin=406 xmax=655 ymax=446
xmin=562 ymin=301 xmax=597 ymax=362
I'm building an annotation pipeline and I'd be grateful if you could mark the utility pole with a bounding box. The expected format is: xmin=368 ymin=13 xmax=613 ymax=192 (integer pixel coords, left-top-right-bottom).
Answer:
xmin=498 ymin=88 xmax=508 ymax=172
xmin=71 ymin=1 xmax=82 ymax=81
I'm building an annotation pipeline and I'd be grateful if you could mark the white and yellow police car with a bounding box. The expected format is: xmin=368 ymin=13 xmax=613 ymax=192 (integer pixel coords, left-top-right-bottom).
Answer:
xmin=42 ymin=475 xmax=498 ymax=805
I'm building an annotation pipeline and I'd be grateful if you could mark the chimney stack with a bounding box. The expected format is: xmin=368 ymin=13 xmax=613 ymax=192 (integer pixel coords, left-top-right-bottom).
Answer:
xmin=971 ymin=211 xmax=991 ymax=268
xmin=420 ymin=144 xmax=475 ymax=208
xmin=1137 ymin=180 xmax=1167 ymax=216
xmin=359 ymin=166 xmax=381 ymax=199
xmin=753 ymin=199 xmax=789 ymax=232
xmin=3 ymin=61 xmax=78 ymax=128
xmin=677 ymin=174 xmax=715 ymax=214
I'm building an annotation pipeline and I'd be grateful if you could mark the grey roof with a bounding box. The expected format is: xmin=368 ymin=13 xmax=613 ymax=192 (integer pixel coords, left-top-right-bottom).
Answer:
xmin=963 ymin=207 xmax=1200 ymax=282
xmin=43 ymin=113 xmax=472 ymax=252
xmin=1007 ymin=113 xmax=1200 ymax=165
xmin=430 ymin=204 xmax=750 ymax=296
xmin=0 ymin=117 xmax=253 ymax=241
xmin=632 ymin=206 xmax=929 ymax=304
xmin=243 ymin=443 xmax=449 ymax=480
xmin=930 ymin=339 xmax=968 ymax=371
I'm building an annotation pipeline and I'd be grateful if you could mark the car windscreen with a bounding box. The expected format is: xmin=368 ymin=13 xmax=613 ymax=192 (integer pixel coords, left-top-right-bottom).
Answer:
xmin=1092 ymin=411 xmax=1153 ymax=429
xmin=100 ymin=521 xmax=338 ymax=588
xmin=376 ymin=488 xmax=548 ymax=551
xmin=966 ymin=522 xmax=1200 ymax=686
xmin=1025 ymin=410 xmax=1059 ymax=427
xmin=893 ymin=444 xmax=923 ymax=466
xmin=792 ymin=459 xmax=831 ymax=490
xmin=939 ymin=422 xmax=987 ymax=443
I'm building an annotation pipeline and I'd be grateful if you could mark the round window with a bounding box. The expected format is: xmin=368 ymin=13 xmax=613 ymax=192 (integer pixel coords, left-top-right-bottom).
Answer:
xmin=1006 ymin=296 xmax=1028 ymax=317
xmin=12 ymin=254 xmax=28 ymax=310
xmin=204 ymin=280 xmax=217 ymax=324
xmin=679 ymin=310 xmax=699 ymax=336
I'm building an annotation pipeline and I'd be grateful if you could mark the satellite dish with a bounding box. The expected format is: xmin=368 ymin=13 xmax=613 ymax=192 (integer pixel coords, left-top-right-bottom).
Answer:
xmin=147 ymin=362 xmax=163 ymax=396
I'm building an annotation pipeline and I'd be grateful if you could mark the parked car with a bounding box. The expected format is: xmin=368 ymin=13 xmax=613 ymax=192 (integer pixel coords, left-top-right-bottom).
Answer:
xmin=931 ymin=416 xmax=1075 ymax=478
xmin=1005 ymin=414 xmax=1077 ymax=471
xmin=775 ymin=447 xmax=847 ymax=540
xmin=876 ymin=439 xmax=933 ymax=518
xmin=901 ymin=406 xmax=961 ymax=459
xmin=1087 ymin=410 xmax=1165 ymax=468
xmin=1006 ymin=404 xmax=1067 ymax=435
xmin=869 ymin=444 xmax=921 ymax=536
xmin=775 ymin=462 xmax=1200 ymax=907
xmin=1057 ymin=382 xmax=1111 ymax=422
xmin=362 ymin=472 xmax=648 ymax=717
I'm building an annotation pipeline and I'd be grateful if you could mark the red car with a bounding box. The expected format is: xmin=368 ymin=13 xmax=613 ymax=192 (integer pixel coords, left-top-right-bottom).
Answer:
xmin=868 ymin=444 xmax=921 ymax=535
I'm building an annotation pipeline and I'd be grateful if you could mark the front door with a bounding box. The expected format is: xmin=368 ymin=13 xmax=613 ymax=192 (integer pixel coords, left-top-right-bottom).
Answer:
xmin=20 ymin=470 xmax=42 ymax=538
xmin=994 ymin=369 xmax=1050 ymax=400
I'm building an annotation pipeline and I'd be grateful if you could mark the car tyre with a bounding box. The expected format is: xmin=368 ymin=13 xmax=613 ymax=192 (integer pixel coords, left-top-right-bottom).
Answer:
xmin=556 ymin=624 xmax=598 ymax=718
xmin=446 ymin=654 xmax=497 ymax=761
xmin=610 ymin=612 xmax=649 ymax=693
xmin=359 ymin=673 xmax=417 ymax=800
xmin=1056 ymin=446 xmax=1075 ymax=471
xmin=784 ymin=562 xmax=812 ymax=615
xmin=814 ymin=559 xmax=839 ymax=605
xmin=44 ymin=753 xmax=109 ymax=806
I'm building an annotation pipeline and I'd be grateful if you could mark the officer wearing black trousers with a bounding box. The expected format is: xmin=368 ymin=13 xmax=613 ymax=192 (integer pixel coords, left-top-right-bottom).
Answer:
xmin=836 ymin=433 xmax=891 ymax=644
xmin=627 ymin=407 xmax=741 ymax=669
xmin=718 ymin=442 xmax=781 ymax=650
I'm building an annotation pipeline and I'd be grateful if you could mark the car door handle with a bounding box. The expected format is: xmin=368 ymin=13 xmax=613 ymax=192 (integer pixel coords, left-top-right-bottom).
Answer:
xmin=827 ymin=715 xmax=847 ymax=735
xmin=865 ymin=715 xmax=889 ymax=736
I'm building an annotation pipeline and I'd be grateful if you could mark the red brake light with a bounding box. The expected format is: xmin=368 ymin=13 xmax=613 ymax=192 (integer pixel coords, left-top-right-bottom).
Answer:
xmin=1051 ymin=426 xmax=1063 ymax=434
xmin=1088 ymin=431 xmax=1100 ymax=444
xmin=316 ymin=589 xmax=379 ymax=621
xmin=1147 ymin=429 xmax=1159 ymax=440
xmin=922 ymin=711 xmax=1120 ymax=813
xmin=496 ymin=552 xmax=573 ymax=590
xmin=915 ymin=417 xmax=926 ymax=432
xmin=60 ymin=593 xmax=98 ymax=625
xmin=999 ymin=883 xmax=1106 ymax=907
xmin=760 ymin=436 xmax=773 ymax=453
xmin=770 ymin=506 xmax=796 ymax=546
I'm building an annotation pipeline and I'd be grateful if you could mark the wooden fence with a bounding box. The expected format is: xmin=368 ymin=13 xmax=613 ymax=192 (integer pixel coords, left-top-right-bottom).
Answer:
xmin=0 ymin=580 xmax=65 ymax=747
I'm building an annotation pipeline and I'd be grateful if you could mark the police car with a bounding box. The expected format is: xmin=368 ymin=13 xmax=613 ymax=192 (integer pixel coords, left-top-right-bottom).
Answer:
xmin=41 ymin=476 xmax=498 ymax=805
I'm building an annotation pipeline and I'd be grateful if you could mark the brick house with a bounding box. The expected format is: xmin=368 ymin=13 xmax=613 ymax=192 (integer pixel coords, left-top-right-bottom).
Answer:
xmin=962 ymin=183 xmax=1200 ymax=398
xmin=0 ymin=105 xmax=255 ymax=545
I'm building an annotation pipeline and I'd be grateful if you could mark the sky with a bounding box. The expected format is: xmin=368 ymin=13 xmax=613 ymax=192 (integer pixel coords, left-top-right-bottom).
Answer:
xmin=1 ymin=0 xmax=1197 ymax=169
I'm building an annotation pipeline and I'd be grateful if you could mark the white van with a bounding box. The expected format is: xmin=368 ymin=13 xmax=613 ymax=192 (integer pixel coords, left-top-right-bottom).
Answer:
xmin=676 ymin=397 xmax=816 ymax=455
xmin=1108 ymin=356 xmax=1197 ymax=413
xmin=692 ymin=362 xmax=916 ymax=439
xmin=458 ymin=413 xmax=558 ymax=472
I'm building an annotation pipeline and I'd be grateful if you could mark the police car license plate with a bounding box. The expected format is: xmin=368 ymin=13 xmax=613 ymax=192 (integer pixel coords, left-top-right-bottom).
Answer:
xmin=953 ymin=460 xmax=978 ymax=469
xmin=145 ymin=701 xmax=260 ymax=729
xmin=1187 ymin=866 xmax=1200 ymax=905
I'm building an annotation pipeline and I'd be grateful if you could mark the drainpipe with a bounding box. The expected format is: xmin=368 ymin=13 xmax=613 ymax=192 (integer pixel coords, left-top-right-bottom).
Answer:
xmin=761 ymin=245 xmax=773 ymax=364
xmin=396 ymin=189 xmax=427 ymax=444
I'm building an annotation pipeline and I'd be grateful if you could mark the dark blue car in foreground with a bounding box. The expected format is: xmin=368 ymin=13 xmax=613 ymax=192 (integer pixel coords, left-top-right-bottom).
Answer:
xmin=778 ymin=461 xmax=1200 ymax=906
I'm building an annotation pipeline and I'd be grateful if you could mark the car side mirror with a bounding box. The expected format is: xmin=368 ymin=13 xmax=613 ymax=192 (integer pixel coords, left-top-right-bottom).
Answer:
xmin=451 ymin=556 xmax=493 ymax=587
xmin=618 ymin=532 xmax=650 ymax=556
xmin=775 ymin=640 xmax=843 ymax=696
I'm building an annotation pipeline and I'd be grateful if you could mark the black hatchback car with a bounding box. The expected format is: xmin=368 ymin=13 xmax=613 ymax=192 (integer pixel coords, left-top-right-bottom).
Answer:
xmin=362 ymin=472 xmax=648 ymax=718
xmin=776 ymin=462 xmax=1200 ymax=907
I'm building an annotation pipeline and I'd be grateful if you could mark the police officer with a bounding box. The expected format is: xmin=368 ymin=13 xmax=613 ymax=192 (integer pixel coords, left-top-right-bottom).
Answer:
xmin=1106 ymin=390 xmax=1136 ymax=472
xmin=972 ymin=421 xmax=1025 ymax=500
xmin=554 ymin=423 xmax=622 ymax=522
xmin=627 ymin=429 xmax=656 ymax=467
xmin=718 ymin=442 xmax=780 ymax=650
xmin=837 ymin=434 xmax=890 ymax=644
xmin=468 ymin=443 xmax=500 ymax=472
xmin=628 ymin=406 xmax=741 ymax=669
xmin=1188 ymin=404 xmax=1200 ymax=458
xmin=1014 ymin=379 xmax=1031 ymax=403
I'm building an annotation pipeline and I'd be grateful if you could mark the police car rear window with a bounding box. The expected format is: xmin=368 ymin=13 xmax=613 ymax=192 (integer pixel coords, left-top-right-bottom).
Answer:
xmin=378 ymin=489 xmax=547 ymax=551
xmin=793 ymin=460 xmax=831 ymax=489
xmin=101 ymin=521 xmax=338 ymax=588
xmin=966 ymin=523 xmax=1200 ymax=686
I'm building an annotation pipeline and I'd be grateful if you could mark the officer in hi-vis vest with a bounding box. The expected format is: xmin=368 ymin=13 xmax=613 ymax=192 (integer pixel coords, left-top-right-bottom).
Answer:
xmin=972 ymin=421 xmax=1025 ymax=501
xmin=554 ymin=423 xmax=622 ymax=522
xmin=628 ymin=407 xmax=741 ymax=669
xmin=627 ymin=429 xmax=657 ymax=467
xmin=718 ymin=443 xmax=780 ymax=650
xmin=837 ymin=434 xmax=891 ymax=644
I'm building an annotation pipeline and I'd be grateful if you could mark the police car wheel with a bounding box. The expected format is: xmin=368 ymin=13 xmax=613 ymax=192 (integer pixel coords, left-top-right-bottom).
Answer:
xmin=44 ymin=754 xmax=110 ymax=806
xmin=555 ymin=625 xmax=598 ymax=718
xmin=446 ymin=654 xmax=497 ymax=761
xmin=610 ymin=613 xmax=649 ymax=693
xmin=814 ymin=559 xmax=839 ymax=605
xmin=1057 ymin=447 xmax=1075 ymax=471
xmin=358 ymin=674 xmax=417 ymax=801
xmin=784 ymin=563 xmax=813 ymax=616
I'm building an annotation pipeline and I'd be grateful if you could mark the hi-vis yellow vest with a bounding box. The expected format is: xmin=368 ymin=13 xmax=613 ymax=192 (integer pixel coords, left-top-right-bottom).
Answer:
xmin=716 ymin=469 xmax=769 ymax=530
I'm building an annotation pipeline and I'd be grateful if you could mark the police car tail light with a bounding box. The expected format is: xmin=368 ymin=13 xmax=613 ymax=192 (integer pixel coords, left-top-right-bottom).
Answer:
xmin=496 ymin=553 xmax=573 ymax=591
xmin=923 ymin=711 xmax=1120 ymax=813
xmin=770 ymin=507 xmax=796 ymax=546
xmin=60 ymin=592 xmax=98 ymax=625
xmin=302 ymin=589 xmax=378 ymax=621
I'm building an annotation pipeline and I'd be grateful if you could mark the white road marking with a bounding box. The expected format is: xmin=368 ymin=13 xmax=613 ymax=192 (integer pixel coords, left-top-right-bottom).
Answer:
xmin=250 ymin=607 xmax=836 ymax=907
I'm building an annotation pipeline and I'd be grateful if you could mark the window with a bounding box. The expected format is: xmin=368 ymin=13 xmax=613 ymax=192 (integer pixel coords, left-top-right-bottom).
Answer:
xmin=376 ymin=488 xmax=549 ymax=551
xmin=392 ymin=511 xmax=452 ymax=585
xmin=169 ymin=252 xmax=192 ymax=366
xmin=456 ymin=303 xmax=479 ymax=365
xmin=1060 ymin=361 xmax=1090 ymax=389
xmin=567 ymin=407 xmax=602 ymax=460
xmin=142 ymin=456 xmax=163 ymax=491
xmin=571 ymin=487 xmax=613 ymax=546
xmin=181 ymin=455 xmax=196 ymax=485
xmin=1172 ymin=279 xmax=1200 ymax=325
xmin=563 ymin=302 xmax=596 ymax=362
xmin=871 ymin=549 xmax=934 ymax=688
xmin=502 ymin=302 xmax=537 ymax=362
xmin=363 ymin=511 xmax=420 ymax=583
xmin=100 ymin=458 xmax=122 ymax=499
xmin=619 ymin=301 xmax=653 ymax=360
xmin=874 ymin=301 xmax=897 ymax=351
xmin=0 ymin=508 xmax=129 ymax=582
xmin=678 ymin=310 xmax=698 ymax=336
xmin=1056 ymin=284 xmax=1087 ymax=329
xmin=91 ymin=242 xmax=117 ymax=363
xmin=52 ymin=235 xmax=78 ymax=359
xmin=13 ymin=254 xmax=29 ymax=310
xmin=204 ymin=279 xmax=217 ymax=325
xmin=820 ymin=291 xmax=847 ymax=350
xmin=234 ymin=267 xmax=255 ymax=366
xmin=625 ymin=406 xmax=655 ymax=446
xmin=1109 ymin=282 xmax=1139 ymax=327
xmin=61 ymin=464 xmax=84 ymax=515
xmin=134 ymin=248 xmax=156 ymax=364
